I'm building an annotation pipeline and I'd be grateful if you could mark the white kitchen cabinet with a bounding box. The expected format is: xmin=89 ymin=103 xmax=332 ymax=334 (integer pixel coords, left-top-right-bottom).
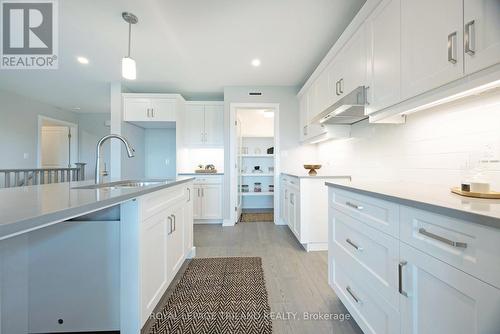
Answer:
xmin=140 ymin=209 xmax=170 ymax=322
xmin=328 ymin=185 xmax=500 ymax=334
xmin=399 ymin=243 xmax=500 ymax=334
xmin=401 ymin=0 xmax=464 ymax=100
xmin=464 ymin=0 xmax=500 ymax=75
xmin=183 ymin=186 xmax=194 ymax=256
xmin=191 ymin=175 xmax=223 ymax=221
xmin=204 ymin=105 xmax=224 ymax=146
xmin=336 ymin=25 xmax=367 ymax=99
xmin=166 ymin=202 xmax=185 ymax=279
xmin=123 ymin=94 xmax=183 ymax=124
xmin=365 ymin=0 xmax=401 ymax=115
xmin=185 ymin=102 xmax=224 ymax=147
xmin=299 ymin=87 xmax=334 ymax=142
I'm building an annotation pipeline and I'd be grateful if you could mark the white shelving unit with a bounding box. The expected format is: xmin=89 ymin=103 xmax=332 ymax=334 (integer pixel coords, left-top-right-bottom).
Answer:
xmin=240 ymin=136 xmax=275 ymax=211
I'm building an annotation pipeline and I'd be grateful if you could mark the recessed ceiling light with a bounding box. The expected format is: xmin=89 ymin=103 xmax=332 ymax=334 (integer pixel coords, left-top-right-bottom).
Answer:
xmin=77 ymin=56 xmax=89 ymax=64
xmin=251 ymin=58 xmax=261 ymax=67
xmin=71 ymin=107 xmax=81 ymax=111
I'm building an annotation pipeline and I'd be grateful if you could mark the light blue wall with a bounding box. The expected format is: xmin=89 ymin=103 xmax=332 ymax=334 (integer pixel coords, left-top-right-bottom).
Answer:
xmin=145 ymin=129 xmax=177 ymax=179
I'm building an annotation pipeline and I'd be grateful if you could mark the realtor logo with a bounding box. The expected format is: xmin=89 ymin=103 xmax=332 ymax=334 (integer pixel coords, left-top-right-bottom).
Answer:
xmin=1 ymin=0 xmax=58 ymax=69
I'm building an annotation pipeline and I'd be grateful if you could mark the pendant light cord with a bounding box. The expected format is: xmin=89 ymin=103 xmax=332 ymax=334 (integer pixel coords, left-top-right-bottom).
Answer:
xmin=127 ymin=22 xmax=132 ymax=57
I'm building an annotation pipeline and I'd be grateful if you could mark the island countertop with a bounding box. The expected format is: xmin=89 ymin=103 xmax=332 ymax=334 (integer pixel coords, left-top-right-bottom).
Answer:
xmin=0 ymin=177 xmax=194 ymax=240
xmin=325 ymin=179 xmax=500 ymax=229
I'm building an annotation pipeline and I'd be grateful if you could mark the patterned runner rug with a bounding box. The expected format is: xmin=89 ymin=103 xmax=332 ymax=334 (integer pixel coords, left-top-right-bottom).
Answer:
xmin=239 ymin=212 xmax=274 ymax=223
xmin=148 ymin=257 xmax=272 ymax=334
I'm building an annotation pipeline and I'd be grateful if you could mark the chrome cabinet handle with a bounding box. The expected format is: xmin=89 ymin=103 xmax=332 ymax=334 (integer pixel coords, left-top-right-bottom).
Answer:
xmin=465 ymin=20 xmax=475 ymax=56
xmin=335 ymin=80 xmax=340 ymax=96
xmin=187 ymin=188 xmax=191 ymax=202
xmin=172 ymin=214 xmax=176 ymax=232
xmin=346 ymin=286 xmax=361 ymax=304
xmin=290 ymin=193 xmax=294 ymax=205
xmin=399 ymin=261 xmax=408 ymax=297
xmin=151 ymin=108 xmax=154 ymax=118
xmin=346 ymin=201 xmax=363 ymax=210
xmin=418 ymin=228 xmax=467 ymax=248
xmin=339 ymin=78 xmax=344 ymax=94
xmin=303 ymin=126 xmax=308 ymax=136
xmin=167 ymin=216 xmax=173 ymax=235
xmin=146 ymin=108 xmax=150 ymax=118
xmin=448 ymin=31 xmax=458 ymax=64
xmin=201 ymin=132 xmax=204 ymax=142
xmin=346 ymin=238 xmax=363 ymax=251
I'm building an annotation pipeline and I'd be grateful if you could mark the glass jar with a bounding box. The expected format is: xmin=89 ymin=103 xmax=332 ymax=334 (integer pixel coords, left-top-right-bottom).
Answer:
xmin=241 ymin=184 xmax=249 ymax=193
xmin=254 ymin=182 xmax=262 ymax=192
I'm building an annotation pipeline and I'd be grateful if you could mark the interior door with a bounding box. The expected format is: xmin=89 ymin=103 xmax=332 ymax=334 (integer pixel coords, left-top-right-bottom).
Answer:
xmin=185 ymin=105 xmax=205 ymax=145
xmin=204 ymin=105 xmax=224 ymax=146
xmin=123 ymin=98 xmax=150 ymax=122
xmin=400 ymin=243 xmax=500 ymax=334
xmin=201 ymin=185 xmax=222 ymax=219
xmin=167 ymin=204 xmax=185 ymax=278
xmin=464 ymin=0 xmax=500 ymax=75
xmin=150 ymin=99 xmax=176 ymax=121
xmin=235 ymin=117 xmax=243 ymax=221
xmin=401 ymin=0 xmax=463 ymax=99
xmin=41 ymin=126 xmax=70 ymax=168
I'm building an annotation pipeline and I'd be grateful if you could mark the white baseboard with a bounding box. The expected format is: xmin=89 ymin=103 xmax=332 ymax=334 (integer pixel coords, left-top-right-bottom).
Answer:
xmin=187 ymin=246 xmax=196 ymax=259
xmin=274 ymin=218 xmax=287 ymax=226
xmin=194 ymin=219 xmax=222 ymax=225
xmin=304 ymin=242 xmax=328 ymax=252
xmin=222 ymin=219 xmax=235 ymax=227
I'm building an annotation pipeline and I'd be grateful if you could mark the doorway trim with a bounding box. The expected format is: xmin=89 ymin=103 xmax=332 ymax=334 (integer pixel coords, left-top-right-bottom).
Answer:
xmin=37 ymin=115 xmax=79 ymax=168
xmin=229 ymin=103 xmax=280 ymax=226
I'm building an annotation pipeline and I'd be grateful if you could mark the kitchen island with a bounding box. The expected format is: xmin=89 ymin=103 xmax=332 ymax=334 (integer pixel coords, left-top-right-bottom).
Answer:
xmin=0 ymin=177 xmax=194 ymax=334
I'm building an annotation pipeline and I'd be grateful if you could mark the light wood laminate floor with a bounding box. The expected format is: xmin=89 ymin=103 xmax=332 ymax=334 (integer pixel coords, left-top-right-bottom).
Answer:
xmin=194 ymin=222 xmax=363 ymax=334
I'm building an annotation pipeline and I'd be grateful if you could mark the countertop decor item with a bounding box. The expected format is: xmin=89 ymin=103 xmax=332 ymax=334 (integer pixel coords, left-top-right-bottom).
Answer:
xmin=253 ymin=166 xmax=263 ymax=173
xmin=451 ymin=187 xmax=500 ymax=199
xmin=254 ymin=182 xmax=262 ymax=192
xmin=304 ymin=164 xmax=322 ymax=176
xmin=195 ymin=164 xmax=218 ymax=174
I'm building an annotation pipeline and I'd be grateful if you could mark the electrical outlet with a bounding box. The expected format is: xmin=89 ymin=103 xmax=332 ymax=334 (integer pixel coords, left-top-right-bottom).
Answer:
xmin=23 ymin=153 xmax=29 ymax=159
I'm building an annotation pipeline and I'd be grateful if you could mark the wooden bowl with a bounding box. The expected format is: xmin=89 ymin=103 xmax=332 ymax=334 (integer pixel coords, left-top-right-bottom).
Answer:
xmin=304 ymin=164 xmax=322 ymax=176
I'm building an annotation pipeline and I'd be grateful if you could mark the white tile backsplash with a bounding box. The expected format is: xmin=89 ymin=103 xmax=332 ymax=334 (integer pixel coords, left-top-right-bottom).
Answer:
xmin=315 ymin=90 xmax=500 ymax=189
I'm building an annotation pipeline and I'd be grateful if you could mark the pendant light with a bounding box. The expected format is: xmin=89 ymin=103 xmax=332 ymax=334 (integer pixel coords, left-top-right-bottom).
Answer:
xmin=122 ymin=12 xmax=138 ymax=80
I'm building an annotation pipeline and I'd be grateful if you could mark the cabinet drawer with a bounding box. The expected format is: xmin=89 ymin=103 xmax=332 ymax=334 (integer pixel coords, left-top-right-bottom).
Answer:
xmin=400 ymin=206 xmax=500 ymax=289
xmin=331 ymin=188 xmax=399 ymax=237
xmin=333 ymin=210 xmax=399 ymax=307
xmin=192 ymin=176 xmax=222 ymax=185
xmin=333 ymin=265 xmax=400 ymax=334
xmin=140 ymin=185 xmax=187 ymax=221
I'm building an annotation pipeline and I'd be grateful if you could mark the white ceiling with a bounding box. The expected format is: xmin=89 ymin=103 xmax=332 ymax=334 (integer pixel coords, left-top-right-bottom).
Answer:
xmin=0 ymin=0 xmax=365 ymax=113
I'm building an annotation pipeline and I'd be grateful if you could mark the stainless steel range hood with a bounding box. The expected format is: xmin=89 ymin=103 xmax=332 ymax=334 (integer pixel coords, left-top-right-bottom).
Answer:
xmin=311 ymin=86 xmax=368 ymax=125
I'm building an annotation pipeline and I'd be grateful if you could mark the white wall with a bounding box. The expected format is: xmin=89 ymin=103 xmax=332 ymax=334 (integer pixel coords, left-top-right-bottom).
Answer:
xmin=178 ymin=148 xmax=224 ymax=173
xmin=77 ymin=113 xmax=111 ymax=180
xmin=315 ymin=90 xmax=500 ymax=189
xmin=0 ymin=90 xmax=78 ymax=169
xmin=145 ymin=129 xmax=177 ymax=178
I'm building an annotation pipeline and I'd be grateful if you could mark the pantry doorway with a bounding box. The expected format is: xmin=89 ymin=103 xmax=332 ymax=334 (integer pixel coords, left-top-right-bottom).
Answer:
xmin=229 ymin=103 xmax=280 ymax=225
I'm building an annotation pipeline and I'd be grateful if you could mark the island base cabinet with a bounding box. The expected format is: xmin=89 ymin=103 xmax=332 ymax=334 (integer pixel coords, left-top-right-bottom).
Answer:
xmin=399 ymin=243 xmax=500 ymax=334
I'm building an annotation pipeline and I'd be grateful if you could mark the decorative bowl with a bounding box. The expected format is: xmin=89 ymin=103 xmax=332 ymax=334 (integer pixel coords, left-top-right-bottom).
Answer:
xmin=303 ymin=164 xmax=322 ymax=176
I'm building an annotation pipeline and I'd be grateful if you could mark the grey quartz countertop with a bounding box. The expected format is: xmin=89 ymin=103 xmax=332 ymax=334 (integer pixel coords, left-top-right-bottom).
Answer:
xmin=0 ymin=177 xmax=194 ymax=240
xmin=178 ymin=173 xmax=224 ymax=175
xmin=325 ymin=180 xmax=500 ymax=229
xmin=281 ymin=172 xmax=351 ymax=180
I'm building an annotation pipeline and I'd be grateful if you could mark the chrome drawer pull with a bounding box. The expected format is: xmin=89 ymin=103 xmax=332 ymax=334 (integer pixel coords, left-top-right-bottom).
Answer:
xmin=167 ymin=216 xmax=173 ymax=235
xmin=346 ymin=286 xmax=361 ymax=304
xmin=346 ymin=201 xmax=363 ymax=210
xmin=448 ymin=31 xmax=458 ymax=64
xmin=346 ymin=238 xmax=363 ymax=251
xmin=418 ymin=228 xmax=467 ymax=248
xmin=465 ymin=20 xmax=476 ymax=55
xmin=398 ymin=261 xmax=408 ymax=297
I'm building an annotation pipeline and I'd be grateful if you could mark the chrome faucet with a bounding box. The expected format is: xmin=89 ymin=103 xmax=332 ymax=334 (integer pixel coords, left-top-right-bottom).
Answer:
xmin=95 ymin=134 xmax=135 ymax=184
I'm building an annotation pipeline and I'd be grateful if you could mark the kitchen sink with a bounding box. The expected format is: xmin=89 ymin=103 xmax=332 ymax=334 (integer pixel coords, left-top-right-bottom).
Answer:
xmin=73 ymin=179 xmax=172 ymax=190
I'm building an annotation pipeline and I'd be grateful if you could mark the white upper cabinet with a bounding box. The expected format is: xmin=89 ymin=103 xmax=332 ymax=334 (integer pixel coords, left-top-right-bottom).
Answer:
xmin=365 ymin=0 xmax=401 ymax=115
xmin=203 ymin=105 xmax=224 ymax=146
xmin=185 ymin=102 xmax=224 ymax=147
xmin=463 ymin=0 xmax=500 ymax=75
xmin=401 ymin=0 xmax=464 ymax=99
xmin=123 ymin=94 xmax=181 ymax=123
xmin=337 ymin=26 xmax=367 ymax=98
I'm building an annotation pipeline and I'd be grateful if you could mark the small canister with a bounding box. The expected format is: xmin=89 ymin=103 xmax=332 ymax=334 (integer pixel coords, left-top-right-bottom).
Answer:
xmin=254 ymin=182 xmax=262 ymax=192
xmin=241 ymin=185 xmax=249 ymax=193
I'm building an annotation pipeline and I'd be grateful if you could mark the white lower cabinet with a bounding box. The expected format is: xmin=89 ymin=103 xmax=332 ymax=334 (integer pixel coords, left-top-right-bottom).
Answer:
xmin=399 ymin=242 xmax=500 ymax=334
xmin=190 ymin=175 xmax=223 ymax=221
xmin=328 ymin=186 xmax=500 ymax=334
